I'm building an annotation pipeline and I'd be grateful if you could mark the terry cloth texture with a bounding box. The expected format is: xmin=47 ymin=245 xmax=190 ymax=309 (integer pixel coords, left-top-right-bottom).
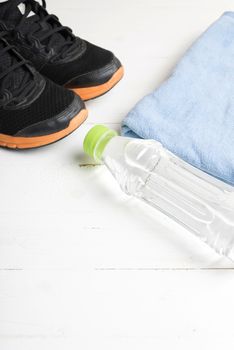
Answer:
xmin=122 ymin=12 xmax=234 ymax=185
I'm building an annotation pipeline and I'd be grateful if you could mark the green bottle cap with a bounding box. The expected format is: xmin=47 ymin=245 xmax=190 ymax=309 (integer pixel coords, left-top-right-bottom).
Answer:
xmin=83 ymin=125 xmax=118 ymax=162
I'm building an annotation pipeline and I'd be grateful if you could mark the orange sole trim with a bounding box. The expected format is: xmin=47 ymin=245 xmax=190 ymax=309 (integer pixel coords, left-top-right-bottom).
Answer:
xmin=0 ymin=109 xmax=88 ymax=150
xmin=72 ymin=66 xmax=124 ymax=101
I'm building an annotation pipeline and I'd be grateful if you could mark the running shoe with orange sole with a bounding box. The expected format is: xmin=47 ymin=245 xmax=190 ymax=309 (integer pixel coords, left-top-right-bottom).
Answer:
xmin=0 ymin=32 xmax=87 ymax=150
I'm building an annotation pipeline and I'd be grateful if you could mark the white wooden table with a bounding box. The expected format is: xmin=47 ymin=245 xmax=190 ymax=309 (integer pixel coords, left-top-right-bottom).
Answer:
xmin=1 ymin=0 xmax=234 ymax=349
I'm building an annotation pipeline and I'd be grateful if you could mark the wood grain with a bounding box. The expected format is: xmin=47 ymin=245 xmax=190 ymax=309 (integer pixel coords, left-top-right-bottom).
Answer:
xmin=1 ymin=1 xmax=234 ymax=349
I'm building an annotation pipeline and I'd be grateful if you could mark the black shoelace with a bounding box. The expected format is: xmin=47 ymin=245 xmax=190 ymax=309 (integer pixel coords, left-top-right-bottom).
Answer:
xmin=7 ymin=0 xmax=79 ymax=61
xmin=0 ymin=32 xmax=35 ymax=106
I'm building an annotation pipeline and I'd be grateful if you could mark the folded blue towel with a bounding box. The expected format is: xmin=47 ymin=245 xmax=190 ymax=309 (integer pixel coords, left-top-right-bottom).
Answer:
xmin=122 ymin=13 xmax=234 ymax=185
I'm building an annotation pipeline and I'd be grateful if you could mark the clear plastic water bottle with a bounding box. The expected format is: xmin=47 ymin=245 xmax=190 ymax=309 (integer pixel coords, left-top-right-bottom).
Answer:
xmin=83 ymin=125 xmax=234 ymax=260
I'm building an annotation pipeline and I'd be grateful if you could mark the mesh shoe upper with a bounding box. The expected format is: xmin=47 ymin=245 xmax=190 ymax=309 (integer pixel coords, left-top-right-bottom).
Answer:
xmin=41 ymin=41 xmax=114 ymax=85
xmin=0 ymin=33 xmax=77 ymax=136
xmin=0 ymin=78 xmax=75 ymax=136
xmin=0 ymin=0 xmax=120 ymax=86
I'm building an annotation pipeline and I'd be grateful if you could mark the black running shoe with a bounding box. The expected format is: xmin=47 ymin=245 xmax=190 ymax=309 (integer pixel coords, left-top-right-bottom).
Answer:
xmin=0 ymin=0 xmax=124 ymax=101
xmin=0 ymin=31 xmax=87 ymax=149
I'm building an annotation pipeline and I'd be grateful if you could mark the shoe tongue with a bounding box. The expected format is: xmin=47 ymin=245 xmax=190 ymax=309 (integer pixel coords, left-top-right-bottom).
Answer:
xmin=17 ymin=3 xmax=36 ymax=18
xmin=0 ymin=40 xmax=31 ymax=96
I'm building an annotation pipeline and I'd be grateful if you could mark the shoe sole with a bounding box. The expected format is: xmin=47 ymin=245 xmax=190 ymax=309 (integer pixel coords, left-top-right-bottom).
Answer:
xmin=0 ymin=109 xmax=88 ymax=150
xmin=71 ymin=66 xmax=124 ymax=101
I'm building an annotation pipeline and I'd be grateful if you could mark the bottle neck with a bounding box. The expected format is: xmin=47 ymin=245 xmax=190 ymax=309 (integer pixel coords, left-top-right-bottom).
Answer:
xmin=93 ymin=130 xmax=118 ymax=162
xmin=83 ymin=125 xmax=118 ymax=162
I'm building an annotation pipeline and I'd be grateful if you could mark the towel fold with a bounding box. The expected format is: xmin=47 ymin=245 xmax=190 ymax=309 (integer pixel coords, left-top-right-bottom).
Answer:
xmin=122 ymin=12 xmax=234 ymax=185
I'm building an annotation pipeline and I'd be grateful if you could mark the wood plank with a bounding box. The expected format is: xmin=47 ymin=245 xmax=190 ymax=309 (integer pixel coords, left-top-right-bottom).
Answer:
xmin=1 ymin=270 xmax=234 ymax=349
